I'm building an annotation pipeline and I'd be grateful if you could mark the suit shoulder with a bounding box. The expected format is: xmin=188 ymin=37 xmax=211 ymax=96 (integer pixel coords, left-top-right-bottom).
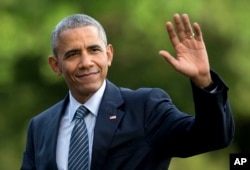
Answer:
xmin=32 ymin=96 xmax=68 ymax=122
xmin=119 ymin=87 xmax=170 ymax=100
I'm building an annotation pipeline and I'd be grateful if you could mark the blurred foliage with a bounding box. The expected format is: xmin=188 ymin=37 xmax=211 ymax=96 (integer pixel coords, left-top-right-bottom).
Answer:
xmin=0 ymin=0 xmax=250 ymax=169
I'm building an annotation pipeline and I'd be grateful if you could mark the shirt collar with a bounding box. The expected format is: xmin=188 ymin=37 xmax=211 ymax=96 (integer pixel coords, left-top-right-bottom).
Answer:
xmin=68 ymin=80 xmax=106 ymax=122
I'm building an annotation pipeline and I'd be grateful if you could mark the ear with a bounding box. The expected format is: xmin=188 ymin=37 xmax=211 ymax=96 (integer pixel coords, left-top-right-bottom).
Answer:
xmin=106 ymin=44 xmax=114 ymax=66
xmin=48 ymin=55 xmax=62 ymax=76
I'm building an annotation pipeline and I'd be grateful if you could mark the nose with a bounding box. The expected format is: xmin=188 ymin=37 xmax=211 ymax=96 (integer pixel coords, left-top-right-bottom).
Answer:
xmin=79 ymin=54 xmax=93 ymax=68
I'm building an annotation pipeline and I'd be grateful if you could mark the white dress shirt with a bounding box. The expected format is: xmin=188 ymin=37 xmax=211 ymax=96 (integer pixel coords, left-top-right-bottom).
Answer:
xmin=56 ymin=81 xmax=106 ymax=170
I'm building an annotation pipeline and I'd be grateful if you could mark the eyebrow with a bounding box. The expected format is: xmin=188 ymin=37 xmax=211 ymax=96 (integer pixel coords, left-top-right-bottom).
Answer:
xmin=87 ymin=44 xmax=103 ymax=50
xmin=63 ymin=44 xmax=104 ymax=58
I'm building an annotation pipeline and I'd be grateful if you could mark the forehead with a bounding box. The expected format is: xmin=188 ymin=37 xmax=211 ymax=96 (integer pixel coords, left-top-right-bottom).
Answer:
xmin=58 ymin=26 xmax=101 ymax=42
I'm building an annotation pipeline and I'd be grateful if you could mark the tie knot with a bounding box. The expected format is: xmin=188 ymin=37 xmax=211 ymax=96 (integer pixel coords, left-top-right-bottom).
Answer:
xmin=75 ymin=105 xmax=89 ymax=120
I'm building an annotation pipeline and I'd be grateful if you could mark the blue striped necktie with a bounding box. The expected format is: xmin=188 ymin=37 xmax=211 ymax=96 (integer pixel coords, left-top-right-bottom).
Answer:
xmin=68 ymin=105 xmax=89 ymax=170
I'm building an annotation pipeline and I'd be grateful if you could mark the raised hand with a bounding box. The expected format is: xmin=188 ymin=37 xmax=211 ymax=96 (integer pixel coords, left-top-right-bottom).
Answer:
xmin=159 ymin=13 xmax=212 ymax=88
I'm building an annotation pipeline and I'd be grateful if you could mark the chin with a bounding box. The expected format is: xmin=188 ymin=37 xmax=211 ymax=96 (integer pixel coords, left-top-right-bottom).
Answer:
xmin=80 ymin=83 xmax=102 ymax=94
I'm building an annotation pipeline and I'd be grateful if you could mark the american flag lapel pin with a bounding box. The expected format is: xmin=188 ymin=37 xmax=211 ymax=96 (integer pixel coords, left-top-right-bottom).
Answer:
xmin=109 ymin=114 xmax=117 ymax=120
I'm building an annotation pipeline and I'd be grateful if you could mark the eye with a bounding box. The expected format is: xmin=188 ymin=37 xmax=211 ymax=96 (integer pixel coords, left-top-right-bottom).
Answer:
xmin=64 ymin=50 xmax=80 ymax=59
xmin=92 ymin=48 xmax=100 ymax=52
xmin=88 ymin=45 xmax=102 ymax=54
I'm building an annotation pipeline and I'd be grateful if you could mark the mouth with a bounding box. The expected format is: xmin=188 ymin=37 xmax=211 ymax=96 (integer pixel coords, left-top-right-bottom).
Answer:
xmin=76 ymin=71 xmax=100 ymax=79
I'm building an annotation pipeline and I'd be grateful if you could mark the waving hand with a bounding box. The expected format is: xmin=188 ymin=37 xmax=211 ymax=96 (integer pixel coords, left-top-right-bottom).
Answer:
xmin=159 ymin=14 xmax=212 ymax=88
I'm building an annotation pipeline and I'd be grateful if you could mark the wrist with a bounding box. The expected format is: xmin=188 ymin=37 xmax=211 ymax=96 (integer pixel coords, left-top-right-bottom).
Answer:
xmin=203 ymin=81 xmax=216 ymax=91
xmin=191 ymin=74 xmax=212 ymax=88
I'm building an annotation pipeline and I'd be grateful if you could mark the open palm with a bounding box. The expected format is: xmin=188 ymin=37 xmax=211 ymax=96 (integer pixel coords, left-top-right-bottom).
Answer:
xmin=159 ymin=14 xmax=212 ymax=88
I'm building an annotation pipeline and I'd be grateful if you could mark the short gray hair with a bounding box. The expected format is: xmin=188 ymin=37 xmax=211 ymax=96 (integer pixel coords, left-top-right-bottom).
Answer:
xmin=51 ymin=14 xmax=107 ymax=56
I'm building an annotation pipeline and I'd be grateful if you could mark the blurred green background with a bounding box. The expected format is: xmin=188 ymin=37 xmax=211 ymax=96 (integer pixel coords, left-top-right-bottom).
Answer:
xmin=1 ymin=0 xmax=249 ymax=169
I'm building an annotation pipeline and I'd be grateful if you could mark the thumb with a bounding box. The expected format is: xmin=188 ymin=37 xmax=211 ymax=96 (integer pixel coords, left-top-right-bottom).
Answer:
xmin=159 ymin=50 xmax=177 ymax=66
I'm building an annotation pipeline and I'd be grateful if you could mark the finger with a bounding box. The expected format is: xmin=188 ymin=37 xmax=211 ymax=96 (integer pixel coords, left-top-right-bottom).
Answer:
xmin=159 ymin=50 xmax=178 ymax=67
xmin=173 ymin=14 xmax=186 ymax=40
xmin=166 ymin=22 xmax=179 ymax=47
xmin=193 ymin=23 xmax=203 ymax=41
xmin=182 ymin=14 xmax=194 ymax=39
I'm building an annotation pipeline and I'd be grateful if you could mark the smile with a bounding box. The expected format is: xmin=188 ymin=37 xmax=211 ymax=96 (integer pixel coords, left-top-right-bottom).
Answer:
xmin=76 ymin=71 xmax=100 ymax=78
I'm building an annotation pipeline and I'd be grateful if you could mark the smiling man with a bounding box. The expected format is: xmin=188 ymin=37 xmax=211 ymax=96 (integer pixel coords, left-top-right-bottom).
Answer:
xmin=21 ymin=13 xmax=234 ymax=170
xmin=49 ymin=25 xmax=113 ymax=103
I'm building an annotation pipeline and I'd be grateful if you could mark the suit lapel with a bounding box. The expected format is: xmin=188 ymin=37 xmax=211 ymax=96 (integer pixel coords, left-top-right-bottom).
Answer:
xmin=41 ymin=82 xmax=124 ymax=169
xmin=43 ymin=95 xmax=69 ymax=169
xmin=91 ymin=81 xmax=124 ymax=170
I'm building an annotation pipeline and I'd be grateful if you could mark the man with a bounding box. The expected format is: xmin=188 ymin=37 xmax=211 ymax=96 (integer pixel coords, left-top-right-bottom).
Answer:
xmin=21 ymin=13 xmax=234 ymax=170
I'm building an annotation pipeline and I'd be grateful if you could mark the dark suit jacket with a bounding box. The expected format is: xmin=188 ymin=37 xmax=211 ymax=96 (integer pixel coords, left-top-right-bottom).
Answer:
xmin=21 ymin=71 xmax=234 ymax=170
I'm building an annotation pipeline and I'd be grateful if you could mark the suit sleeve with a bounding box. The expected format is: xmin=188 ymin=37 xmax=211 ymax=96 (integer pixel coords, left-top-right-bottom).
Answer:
xmin=144 ymin=71 xmax=234 ymax=158
xmin=21 ymin=119 xmax=36 ymax=170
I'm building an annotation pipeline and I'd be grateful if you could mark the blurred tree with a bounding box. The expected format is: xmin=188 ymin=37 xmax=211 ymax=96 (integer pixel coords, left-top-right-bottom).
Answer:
xmin=0 ymin=0 xmax=249 ymax=169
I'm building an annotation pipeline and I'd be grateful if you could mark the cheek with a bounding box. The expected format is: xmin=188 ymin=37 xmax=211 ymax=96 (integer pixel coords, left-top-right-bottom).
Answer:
xmin=60 ymin=62 xmax=76 ymax=76
xmin=102 ymin=62 xmax=110 ymax=73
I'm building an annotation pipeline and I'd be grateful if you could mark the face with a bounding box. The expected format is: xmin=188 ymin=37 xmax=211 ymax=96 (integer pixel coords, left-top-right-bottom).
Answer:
xmin=49 ymin=26 xmax=113 ymax=103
